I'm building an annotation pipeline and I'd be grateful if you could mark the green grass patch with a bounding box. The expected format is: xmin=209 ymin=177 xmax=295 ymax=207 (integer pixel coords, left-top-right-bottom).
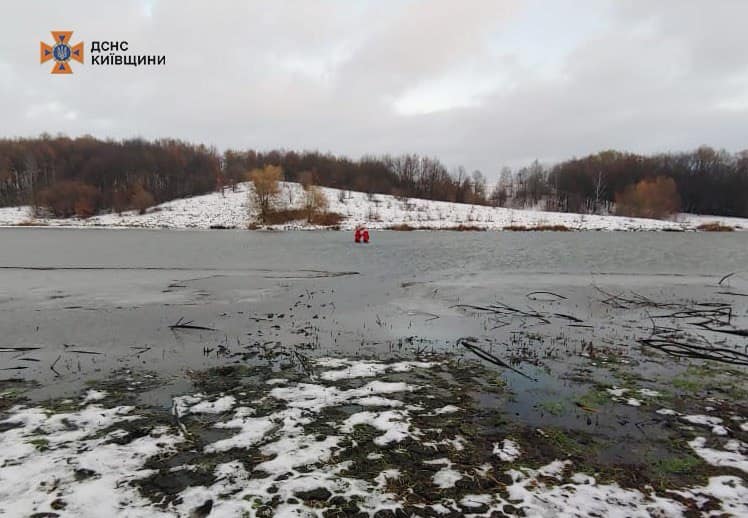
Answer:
xmin=0 ymin=388 xmax=23 ymax=399
xmin=656 ymin=455 xmax=703 ymax=475
xmin=28 ymin=438 xmax=50 ymax=451
xmin=575 ymin=388 xmax=609 ymax=409
xmin=543 ymin=428 xmax=583 ymax=455
xmin=539 ymin=400 xmax=566 ymax=416
xmin=671 ymin=376 xmax=705 ymax=393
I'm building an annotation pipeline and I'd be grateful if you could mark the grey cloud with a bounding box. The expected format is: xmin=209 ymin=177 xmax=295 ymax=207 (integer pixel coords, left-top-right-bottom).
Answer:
xmin=0 ymin=0 xmax=746 ymax=176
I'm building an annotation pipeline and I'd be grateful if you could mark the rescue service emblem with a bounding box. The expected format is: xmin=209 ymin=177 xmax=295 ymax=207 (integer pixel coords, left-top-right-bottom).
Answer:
xmin=40 ymin=31 xmax=84 ymax=74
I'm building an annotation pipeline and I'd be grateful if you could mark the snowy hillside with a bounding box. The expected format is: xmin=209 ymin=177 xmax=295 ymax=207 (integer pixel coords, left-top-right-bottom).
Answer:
xmin=0 ymin=182 xmax=745 ymax=231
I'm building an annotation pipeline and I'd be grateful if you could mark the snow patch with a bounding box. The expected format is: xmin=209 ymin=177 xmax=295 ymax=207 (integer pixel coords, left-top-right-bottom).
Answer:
xmin=431 ymin=404 xmax=460 ymax=415
xmin=188 ymin=395 xmax=236 ymax=414
xmin=0 ymin=402 xmax=182 ymax=517
xmin=342 ymin=410 xmax=413 ymax=446
xmin=607 ymin=387 xmax=628 ymax=397
xmin=493 ymin=439 xmax=522 ymax=462
xmin=81 ymin=389 xmax=107 ymax=403
xmin=206 ymin=410 xmax=275 ymax=453
xmin=682 ymin=415 xmax=729 ymax=435
xmin=689 ymin=437 xmax=748 ymax=473
xmin=317 ymin=358 xmax=434 ymax=381
xmin=424 ymin=458 xmax=462 ymax=489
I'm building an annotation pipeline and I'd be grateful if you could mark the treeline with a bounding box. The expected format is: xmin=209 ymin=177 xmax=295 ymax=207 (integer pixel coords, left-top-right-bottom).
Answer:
xmin=0 ymin=136 xmax=485 ymax=217
xmin=493 ymin=148 xmax=748 ymax=217
xmin=0 ymin=136 xmax=219 ymax=216
xmin=222 ymin=150 xmax=487 ymax=204
xmin=1 ymin=135 xmax=746 ymax=218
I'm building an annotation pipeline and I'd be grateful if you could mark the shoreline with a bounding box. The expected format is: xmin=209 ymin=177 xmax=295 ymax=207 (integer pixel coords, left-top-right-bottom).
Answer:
xmin=0 ymin=224 xmax=743 ymax=232
xmin=1 ymin=182 xmax=747 ymax=233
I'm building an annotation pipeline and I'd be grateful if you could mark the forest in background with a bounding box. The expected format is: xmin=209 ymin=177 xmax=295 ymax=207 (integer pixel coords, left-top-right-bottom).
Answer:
xmin=0 ymin=135 xmax=746 ymax=218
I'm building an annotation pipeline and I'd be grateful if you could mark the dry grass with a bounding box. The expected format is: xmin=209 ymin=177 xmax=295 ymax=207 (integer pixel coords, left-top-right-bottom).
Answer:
xmin=386 ymin=224 xmax=486 ymax=231
xmin=503 ymin=224 xmax=571 ymax=232
xmin=696 ymin=222 xmax=734 ymax=232
xmin=445 ymin=224 xmax=485 ymax=231
xmin=262 ymin=208 xmax=306 ymax=224
xmin=308 ymin=211 xmax=344 ymax=226
xmin=387 ymin=223 xmax=417 ymax=231
xmin=254 ymin=209 xmax=343 ymax=227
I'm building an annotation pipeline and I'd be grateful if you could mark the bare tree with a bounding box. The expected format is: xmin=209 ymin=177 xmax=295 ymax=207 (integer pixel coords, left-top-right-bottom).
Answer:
xmin=472 ymin=170 xmax=487 ymax=203
xmin=303 ymin=185 xmax=328 ymax=223
xmin=593 ymin=170 xmax=606 ymax=214
xmin=490 ymin=183 xmax=508 ymax=207
xmin=249 ymin=165 xmax=282 ymax=222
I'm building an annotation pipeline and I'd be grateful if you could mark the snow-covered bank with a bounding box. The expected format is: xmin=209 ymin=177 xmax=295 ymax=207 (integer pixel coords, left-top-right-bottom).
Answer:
xmin=0 ymin=182 xmax=746 ymax=231
xmin=2 ymin=358 xmax=747 ymax=517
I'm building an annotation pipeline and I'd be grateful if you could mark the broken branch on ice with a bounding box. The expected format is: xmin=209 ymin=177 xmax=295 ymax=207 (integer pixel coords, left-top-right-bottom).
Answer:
xmin=169 ymin=317 xmax=216 ymax=331
xmin=458 ymin=337 xmax=536 ymax=381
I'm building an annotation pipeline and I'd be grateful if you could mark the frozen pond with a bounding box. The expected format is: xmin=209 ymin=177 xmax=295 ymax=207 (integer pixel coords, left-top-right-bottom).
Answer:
xmin=1 ymin=228 xmax=747 ymax=516
xmin=1 ymin=228 xmax=747 ymax=386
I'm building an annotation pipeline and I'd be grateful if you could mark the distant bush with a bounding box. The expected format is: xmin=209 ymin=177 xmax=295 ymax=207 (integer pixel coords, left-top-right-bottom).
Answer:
xmin=503 ymin=224 xmax=571 ymax=231
xmin=262 ymin=208 xmax=306 ymax=225
xmin=259 ymin=208 xmax=343 ymax=227
xmin=112 ymin=184 xmax=156 ymax=215
xmin=445 ymin=224 xmax=485 ymax=231
xmin=387 ymin=224 xmax=486 ymax=231
xmin=387 ymin=223 xmax=416 ymax=231
xmin=130 ymin=184 xmax=156 ymax=214
xmin=697 ymin=222 xmax=734 ymax=232
xmin=308 ymin=211 xmax=343 ymax=226
xmin=36 ymin=180 xmax=101 ymax=218
xmin=615 ymin=177 xmax=681 ymax=219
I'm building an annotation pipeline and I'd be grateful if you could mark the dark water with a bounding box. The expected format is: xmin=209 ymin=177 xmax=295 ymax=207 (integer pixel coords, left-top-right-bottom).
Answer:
xmin=2 ymin=227 xmax=747 ymax=274
xmin=1 ymin=228 xmax=747 ymax=409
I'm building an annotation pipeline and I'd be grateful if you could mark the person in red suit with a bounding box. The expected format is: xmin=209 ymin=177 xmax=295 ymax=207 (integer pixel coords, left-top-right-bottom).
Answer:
xmin=354 ymin=226 xmax=362 ymax=243
xmin=362 ymin=227 xmax=370 ymax=243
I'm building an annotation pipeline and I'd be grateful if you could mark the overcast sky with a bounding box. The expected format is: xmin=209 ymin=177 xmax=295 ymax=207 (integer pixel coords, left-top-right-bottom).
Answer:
xmin=2 ymin=1 xmax=747 ymax=175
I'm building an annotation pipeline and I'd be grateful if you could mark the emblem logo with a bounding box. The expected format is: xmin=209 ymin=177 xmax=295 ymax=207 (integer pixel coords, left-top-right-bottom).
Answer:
xmin=40 ymin=31 xmax=84 ymax=74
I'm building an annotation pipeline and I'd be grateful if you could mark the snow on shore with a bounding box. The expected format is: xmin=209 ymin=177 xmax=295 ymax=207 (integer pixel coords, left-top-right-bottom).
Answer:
xmin=2 ymin=358 xmax=747 ymax=517
xmin=0 ymin=182 xmax=745 ymax=231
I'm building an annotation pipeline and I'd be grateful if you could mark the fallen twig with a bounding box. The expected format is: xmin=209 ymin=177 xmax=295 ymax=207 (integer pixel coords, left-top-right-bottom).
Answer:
xmin=716 ymin=291 xmax=748 ymax=297
xmin=527 ymin=291 xmax=567 ymax=301
xmin=554 ymin=313 xmax=585 ymax=323
xmin=638 ymin=337 xmax=748 ymax=366
xmin=50 ymin=354 xmax=62 ymax=377
xmin=458 ymin=338 xmax=536 ymax=381
xmin=0 ymin=346 xmax=42 ymax=352
xmin=169 ymin=317 xmax=216 ymax=331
